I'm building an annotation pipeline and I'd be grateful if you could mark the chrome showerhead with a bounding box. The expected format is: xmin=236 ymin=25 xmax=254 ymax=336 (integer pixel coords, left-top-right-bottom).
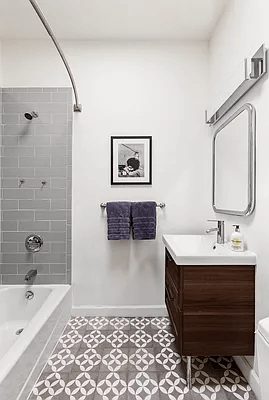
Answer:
xmin=24 ymin=111 xmax=39 ymax=120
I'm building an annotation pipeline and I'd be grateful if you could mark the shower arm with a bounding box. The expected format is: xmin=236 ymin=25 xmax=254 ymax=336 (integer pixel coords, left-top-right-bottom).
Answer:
xmin=29 ymin=0 xmax=82 ymax=112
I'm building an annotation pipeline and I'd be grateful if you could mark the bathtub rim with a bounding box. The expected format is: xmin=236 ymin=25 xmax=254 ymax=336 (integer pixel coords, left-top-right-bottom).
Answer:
xmin=0 ymin=284 xmax=71 ymax=384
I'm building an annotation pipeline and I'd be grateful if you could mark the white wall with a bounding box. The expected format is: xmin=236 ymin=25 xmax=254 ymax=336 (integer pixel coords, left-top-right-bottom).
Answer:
xmin=209 ymin=0 xmax=269 ymax=378
xmin=1 ymin=39 xmax=212 ymax=313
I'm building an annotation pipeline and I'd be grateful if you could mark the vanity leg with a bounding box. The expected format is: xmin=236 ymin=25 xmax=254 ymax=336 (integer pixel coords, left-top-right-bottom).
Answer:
xmin=187 ymin=356 xmax=192 ymax=389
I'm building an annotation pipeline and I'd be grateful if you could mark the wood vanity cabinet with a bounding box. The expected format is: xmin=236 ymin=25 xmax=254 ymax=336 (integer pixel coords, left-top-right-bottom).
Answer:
xmin=165 ymin=248 xmax=255 ymax=356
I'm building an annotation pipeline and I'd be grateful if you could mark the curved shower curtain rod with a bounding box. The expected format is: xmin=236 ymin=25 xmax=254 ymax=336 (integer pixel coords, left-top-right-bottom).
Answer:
xmin=29 ymin=0 xmax=82 ymax=112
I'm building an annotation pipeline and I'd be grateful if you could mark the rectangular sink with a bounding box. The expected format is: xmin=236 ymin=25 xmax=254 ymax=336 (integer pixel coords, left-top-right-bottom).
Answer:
xmin=162 ymin=234 xmax=256 ymax=265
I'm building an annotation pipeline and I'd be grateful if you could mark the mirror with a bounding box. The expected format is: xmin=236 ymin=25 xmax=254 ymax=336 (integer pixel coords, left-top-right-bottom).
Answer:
xmin=212 ymin=103 xmax=256 ymax=216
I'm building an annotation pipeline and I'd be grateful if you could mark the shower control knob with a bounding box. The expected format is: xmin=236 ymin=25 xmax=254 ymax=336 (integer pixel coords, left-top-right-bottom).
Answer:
xmin=25 ymin=234 xmax=43 ymax=252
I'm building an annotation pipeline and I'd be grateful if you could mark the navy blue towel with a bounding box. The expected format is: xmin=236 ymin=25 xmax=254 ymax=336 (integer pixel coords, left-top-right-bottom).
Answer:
xmin=131 ymin=201 xmax=157 ymax=240
xmin=106 ymin=202 xmax=131 ymax=240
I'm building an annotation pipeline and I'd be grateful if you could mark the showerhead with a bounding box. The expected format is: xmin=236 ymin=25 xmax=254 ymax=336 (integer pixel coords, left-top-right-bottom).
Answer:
xmin=24 ymin=111 xmax=39 ymax=120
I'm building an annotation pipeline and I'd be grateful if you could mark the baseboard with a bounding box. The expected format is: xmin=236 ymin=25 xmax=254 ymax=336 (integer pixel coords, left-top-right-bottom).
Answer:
xmin=233 ymin=356 xmax=261 ymax=400
xmin=71 ymin=305 xmax=168 ymax=317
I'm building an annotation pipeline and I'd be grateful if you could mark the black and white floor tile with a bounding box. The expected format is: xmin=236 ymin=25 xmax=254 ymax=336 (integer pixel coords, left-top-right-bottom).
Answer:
xmin=28 ymin=317 xmax=257 ymax=400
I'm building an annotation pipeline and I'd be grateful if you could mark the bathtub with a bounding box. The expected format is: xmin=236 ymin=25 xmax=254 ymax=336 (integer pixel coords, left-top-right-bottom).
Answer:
xmin=0 ymin=284 xmax=71 ymax=400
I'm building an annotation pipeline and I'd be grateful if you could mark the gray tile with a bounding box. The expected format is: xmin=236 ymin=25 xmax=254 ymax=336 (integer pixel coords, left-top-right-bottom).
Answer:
xmin=2 ymin=253 xmax=33 ymax=264
xmin=2 ymin=199 xmax=19 ymax=210
xmin=2 ymin=157 xmax=19 ymax=167
xmin=39 ymin=274 xmax=66 ymax=284
xmin=34 ymin=124 xmax=68 ymax=135
xmin=18 ymin=220 xmax=50 ymax=231
xmin=36 ymin=102 xmax=67 ymax=113
xmin=43 ymin=88 xmax=58 ymax=92
xmin=2 ymin=178 xmax=22 ymax=188
xmin=18 ymin=263 xmax=50 ymax=274
xmin=2 ymin=92 xmax=19 ymax=102
xmin=35 ymin=188 xmax=66 ymax=199
xmin=50 ymin=264 xmax=66 ymax=274
xmin=19 ymin=135 xmax=50 ymax=146
xmin=51 ymin=243 xmax=67 ymax=253
xmin=2 ymin=114 xmax=19 ymax=124
xmin=35 ymin=167 xmax=67 ymax=178
xmin=2 ymin=136 xmax=19 ymax=146
xmin=35 ymin=210 xmax=66 ymax=220
xmin=50 ymin=135 xmax=68 ymax=146
xmin=2 ymin=275 xmax=27 ymax=284
xmin=19 ymin=156 xmax=50 ymax=167
xmin=19 ymin=113 xmax=52 ymax=125
xmin=58 ymin=88 xmax=72 ymax=92
xmin=26 ymin=87 xmax=44 ymax=93
xmin=52 ymin=93 xmax=68 ymax=102
xmin=3 ymin=210 xmax=34 ymax=220
xmin=42 ymin=231 xmax=66 ymax=242
xmin=51 ymin=178 xmax=67 ymax=189
xmin=51 ymin=157 xmax=67 ymax=167
xmin=35 ymin=146 xmax=67 ymax=157
xmin=19 ymin=199 xmax=50 ymax=210
xmin=2 ymin=124 xmax=34 ymax=135
xmin=3 ymin=188 xmax=34 ymax=199
xmin=1 ymin=221 xmax=18 ymax=231
xmin=128 ymin=348 xmax=157 ymax=372
xmin=18 ymin=92 xmax=51 ymax=102
xmin=158 ymin=371 xmax=192 ymax=400
xmin=34 ymin=253 xmax=66 ymax=264
xmin=52 ymin=114 xmax=68 ymax=123
xmin=51 ymin=221 xmax=66 ymax=231
xmin=3 ymin=146 xmax=34 ymax=157
xmin=1 ymin=264 xmax=18 ymax=274
xmin=2 ymin=167 xmax=34 ymax=178
xmin=51 ymin=199 xmax=67 ymax=210
xmin=1 ymin=242 xmax=18 ymax=253
xmin=3 ymin=232 xmax=27 ymax=242
xmin=19 ymin=241 xmax=50 ymax=253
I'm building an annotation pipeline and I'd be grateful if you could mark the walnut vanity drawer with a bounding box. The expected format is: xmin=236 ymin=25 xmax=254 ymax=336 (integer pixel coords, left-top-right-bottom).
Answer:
xmin=165 ymin=249 xmax=179 ymax=289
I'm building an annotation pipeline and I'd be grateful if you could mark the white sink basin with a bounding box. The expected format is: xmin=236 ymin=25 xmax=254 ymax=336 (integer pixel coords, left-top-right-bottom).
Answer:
xmin=162 ymin=234 xmax=256 ymax=265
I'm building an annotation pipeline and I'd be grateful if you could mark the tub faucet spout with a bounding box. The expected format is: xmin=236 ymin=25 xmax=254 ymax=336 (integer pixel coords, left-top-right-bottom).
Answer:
xmin=25 ymin=269 xmax=37 ymax=282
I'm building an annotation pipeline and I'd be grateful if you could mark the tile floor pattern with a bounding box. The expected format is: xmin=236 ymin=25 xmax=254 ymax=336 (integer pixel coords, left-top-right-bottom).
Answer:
xmin=28 ymin=317 xmax=257 ymax=400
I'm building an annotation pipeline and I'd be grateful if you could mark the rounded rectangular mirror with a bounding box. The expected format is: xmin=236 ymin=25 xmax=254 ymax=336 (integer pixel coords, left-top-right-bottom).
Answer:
xmin=212 ymin=103 xmax=256 ymax=216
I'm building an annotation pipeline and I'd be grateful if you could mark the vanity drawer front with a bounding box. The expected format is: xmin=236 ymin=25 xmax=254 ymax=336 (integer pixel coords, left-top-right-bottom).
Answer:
xmin=183 ymin=265 xmax=255 ymax=313
xmin=182 ymin=314 xmax=254 ymax=356
xmin=165 ymin=288 xmax=182 ymax=354
xmin=165 ymin=250 xmax=179 ymax=289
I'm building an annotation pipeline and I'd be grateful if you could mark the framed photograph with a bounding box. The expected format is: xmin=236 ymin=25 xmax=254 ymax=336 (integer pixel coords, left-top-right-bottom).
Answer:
xmin=111 ymin=136 xmax=152 ymax=185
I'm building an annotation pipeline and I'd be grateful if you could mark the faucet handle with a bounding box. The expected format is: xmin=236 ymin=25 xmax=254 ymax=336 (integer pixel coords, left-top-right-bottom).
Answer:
xmin=207 ymin=219 xmax=224 ymax=223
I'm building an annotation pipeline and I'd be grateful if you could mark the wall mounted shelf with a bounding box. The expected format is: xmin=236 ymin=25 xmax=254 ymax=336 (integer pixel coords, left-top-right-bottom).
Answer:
xmin=206 ymin=44 xmax=267 ymax=125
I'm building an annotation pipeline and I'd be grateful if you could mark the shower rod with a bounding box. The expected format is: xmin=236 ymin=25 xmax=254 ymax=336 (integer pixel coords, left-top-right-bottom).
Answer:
xmin=29 ymin=0 xmax=82 ymax=112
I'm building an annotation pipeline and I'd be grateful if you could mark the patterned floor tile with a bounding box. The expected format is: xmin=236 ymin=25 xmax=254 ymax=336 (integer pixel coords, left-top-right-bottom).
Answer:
xmin=60 ymin=371 xmax=99 ymax=400
xmin=128 ymin=348 xmax=157 ymax=372
xmin=72 ymin=348 xmax=102 ymax=373
xmin=128 ymin=372 xmax=160 ymax=400
xmin=158 ymin=371 xmax=191 ymax=400
xmin=28 ymin=316 xmax=257 ymax=400
xmin=94 ymin=372 xmax=128 ymax=400
xmin=100 ymin=347 xmax=129 ymax=372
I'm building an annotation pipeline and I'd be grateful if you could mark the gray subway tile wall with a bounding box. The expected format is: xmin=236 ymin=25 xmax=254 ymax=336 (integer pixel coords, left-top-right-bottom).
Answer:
xmin=1 ymin=87 xmax=72 ymax=285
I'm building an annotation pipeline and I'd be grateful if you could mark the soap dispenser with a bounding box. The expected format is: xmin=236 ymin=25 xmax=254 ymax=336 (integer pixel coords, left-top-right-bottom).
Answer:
xmin=230 ymin=225 xmax=244 ymax=252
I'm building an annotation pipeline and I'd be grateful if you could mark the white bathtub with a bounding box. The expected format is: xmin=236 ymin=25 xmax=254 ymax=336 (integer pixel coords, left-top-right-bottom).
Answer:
xmin=0 ymin=284 xmax=71 ymax=400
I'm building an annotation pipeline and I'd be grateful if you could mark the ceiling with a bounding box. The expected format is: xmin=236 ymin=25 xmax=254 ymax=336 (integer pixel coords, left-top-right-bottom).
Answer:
xmin=0 ymin=0 xmax=228 ymax=41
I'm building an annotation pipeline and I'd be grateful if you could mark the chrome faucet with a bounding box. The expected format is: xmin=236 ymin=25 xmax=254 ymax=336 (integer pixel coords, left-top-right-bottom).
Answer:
xmin=24 ymin=269 xmax=37 ymax=282
xmin=206 ymin=220 xmax=225 ymax=244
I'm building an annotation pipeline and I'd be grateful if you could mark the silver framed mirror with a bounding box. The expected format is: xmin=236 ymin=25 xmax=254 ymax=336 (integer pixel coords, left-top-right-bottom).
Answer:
xmin=212 ymin=103 xmax=256 ymax=216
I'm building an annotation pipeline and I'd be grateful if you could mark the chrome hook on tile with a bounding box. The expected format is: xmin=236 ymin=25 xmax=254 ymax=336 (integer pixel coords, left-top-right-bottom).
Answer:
xmin=19 ymin=179 xmax=25 ymax=187
xmin=41 ymin=180 xmax=47 ymax=188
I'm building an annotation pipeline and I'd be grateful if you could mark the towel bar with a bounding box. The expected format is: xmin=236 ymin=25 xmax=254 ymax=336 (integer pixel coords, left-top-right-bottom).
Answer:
xmin=100 ymin=202 xmax=165 ymax=209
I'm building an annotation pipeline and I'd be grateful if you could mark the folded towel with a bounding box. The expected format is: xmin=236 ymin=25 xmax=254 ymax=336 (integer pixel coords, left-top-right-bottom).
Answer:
xmin=108 ymin=234 xmax=130 ymax=240
xmin=107 ymin=202 xmax=131 ymax=240
xmin=131 ymin=202 xmax=156 ymax=218
xmin=131 ymin=201 xmax=156 ymax=240
xmin=107 ymin=202 xmax=131 ymax=218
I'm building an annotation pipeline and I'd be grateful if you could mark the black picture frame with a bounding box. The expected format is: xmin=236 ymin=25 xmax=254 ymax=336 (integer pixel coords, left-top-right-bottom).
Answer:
xmin=111 ymin=136 xmax=152 ymax=185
